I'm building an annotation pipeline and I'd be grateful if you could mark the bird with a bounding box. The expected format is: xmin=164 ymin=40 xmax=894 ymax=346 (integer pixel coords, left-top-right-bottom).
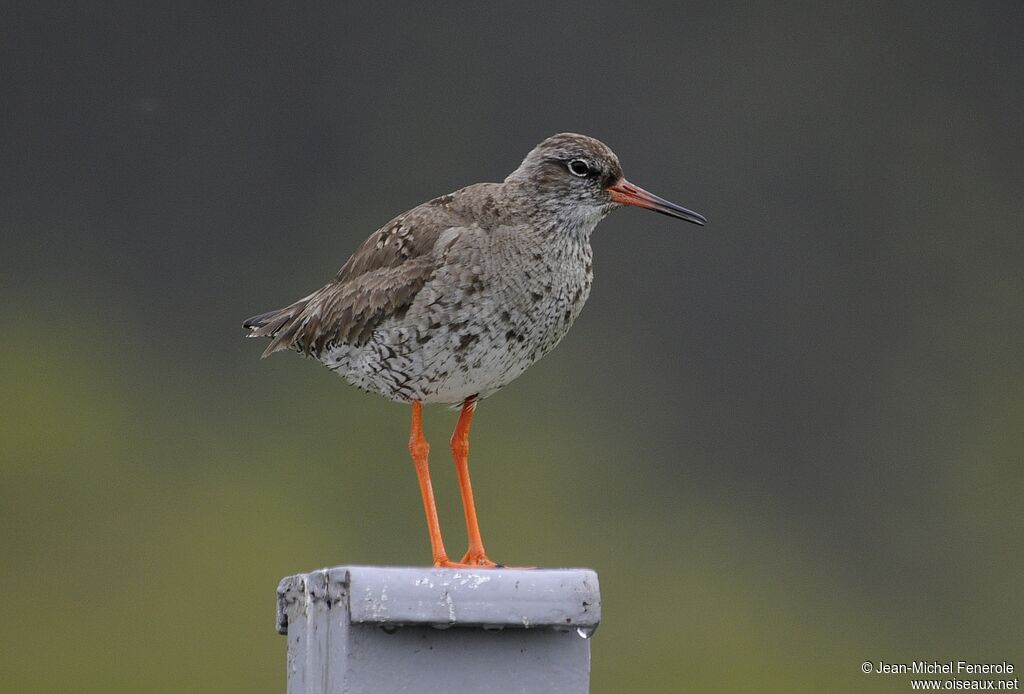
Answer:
xmin=244 ymin=133 xmax=706 ymax=568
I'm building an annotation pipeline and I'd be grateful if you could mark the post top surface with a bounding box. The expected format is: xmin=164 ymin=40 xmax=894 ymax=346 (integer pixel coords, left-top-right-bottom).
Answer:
xmin=277 ymin=565 xmax=601 ymax=634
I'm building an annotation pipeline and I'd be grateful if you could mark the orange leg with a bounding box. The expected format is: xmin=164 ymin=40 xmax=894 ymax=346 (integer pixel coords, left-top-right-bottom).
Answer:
xmin=408 ymin=401 xmax=451 ymax=567
xmin=450 ymin=399 xmax=497 ymax=567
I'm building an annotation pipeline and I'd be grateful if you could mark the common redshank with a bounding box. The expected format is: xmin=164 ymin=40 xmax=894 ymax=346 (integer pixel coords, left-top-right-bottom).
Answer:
xmin=244 ymin=133 xmax=705 ymax=568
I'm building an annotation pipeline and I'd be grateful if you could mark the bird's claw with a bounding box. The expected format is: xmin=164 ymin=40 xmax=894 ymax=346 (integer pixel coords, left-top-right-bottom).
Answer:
xmin=432 ymin=552 xmax=498 ymax=569
xmin=432 ymin=554 xmax=537 ymax=570
xmin=459 ymin=551 xmax=498 ymax=568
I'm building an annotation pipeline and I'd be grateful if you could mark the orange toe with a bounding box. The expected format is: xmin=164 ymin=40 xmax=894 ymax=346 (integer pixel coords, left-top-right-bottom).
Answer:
xmin=458 ymin=550 xmax=498 ymax=568
xmin=430 ymin=552 xmax=535 ymax=570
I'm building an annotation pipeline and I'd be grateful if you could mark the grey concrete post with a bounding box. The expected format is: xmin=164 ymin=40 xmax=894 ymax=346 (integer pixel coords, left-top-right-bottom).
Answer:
xmin=277 ymin=566 xmax=601 ymax=694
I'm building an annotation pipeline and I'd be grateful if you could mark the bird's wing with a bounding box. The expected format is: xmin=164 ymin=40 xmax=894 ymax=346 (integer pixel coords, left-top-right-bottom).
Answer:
xmin=244 ymin=196 xmax=468 ymax=358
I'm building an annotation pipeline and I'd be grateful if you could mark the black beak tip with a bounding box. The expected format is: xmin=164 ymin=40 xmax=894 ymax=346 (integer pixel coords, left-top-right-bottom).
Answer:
xmin=658 ymin=206 xmax=707 ymax=225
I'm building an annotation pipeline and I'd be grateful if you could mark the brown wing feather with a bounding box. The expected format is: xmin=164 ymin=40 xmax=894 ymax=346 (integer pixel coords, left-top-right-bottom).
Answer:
xmin=244 ymin=192 xmax=473 ymax=358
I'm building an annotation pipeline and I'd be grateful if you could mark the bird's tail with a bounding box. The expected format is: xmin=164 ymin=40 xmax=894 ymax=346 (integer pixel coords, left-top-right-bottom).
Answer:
xmin=243 ymin=295 xmax=314 ymax=358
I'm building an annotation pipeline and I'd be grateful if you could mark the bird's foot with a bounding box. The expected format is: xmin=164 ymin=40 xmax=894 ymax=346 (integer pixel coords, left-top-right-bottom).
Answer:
xmin=432 ymin=552 xmax=535 ymax=570
xmin=431 ymin=550 xmax=498 ymax=569
xmin=458 ymin=550 xmax=499 ymax=568
xmin=432 ymin=557 xmax=498 ymax=569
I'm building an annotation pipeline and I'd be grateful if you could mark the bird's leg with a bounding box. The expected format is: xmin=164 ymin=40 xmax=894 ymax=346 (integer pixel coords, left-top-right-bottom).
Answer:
xmin=450 ymin=398 xmax=497 ymax=567
xmin=408 ymin=401 xmax=451 ymax=567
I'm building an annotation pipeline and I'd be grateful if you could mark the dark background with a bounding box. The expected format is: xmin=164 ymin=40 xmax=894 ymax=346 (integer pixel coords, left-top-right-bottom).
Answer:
xmin=2 ymin=2 xmax=1022 ymax=692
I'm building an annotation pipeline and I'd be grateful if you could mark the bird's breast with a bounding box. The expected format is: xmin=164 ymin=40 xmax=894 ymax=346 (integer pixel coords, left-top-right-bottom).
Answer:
xmin=336 ymin=227 xmax=595 ymax=404
xmin=481 ymin=231 xmax=594 ymax=361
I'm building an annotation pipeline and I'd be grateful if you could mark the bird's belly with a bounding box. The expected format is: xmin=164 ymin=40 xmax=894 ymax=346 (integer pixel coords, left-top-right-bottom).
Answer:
xmin=326 ymin=271 xmax=591 ymax=405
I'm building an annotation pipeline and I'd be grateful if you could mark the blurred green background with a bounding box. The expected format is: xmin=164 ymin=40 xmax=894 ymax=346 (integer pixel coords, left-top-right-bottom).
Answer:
xmin=2 ymin=2 xmax=1022 ymax=692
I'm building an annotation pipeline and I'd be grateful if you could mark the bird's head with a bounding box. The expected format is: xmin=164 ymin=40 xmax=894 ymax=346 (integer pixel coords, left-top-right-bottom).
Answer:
xmin=505 ymin=132 xmax=706 ymax=228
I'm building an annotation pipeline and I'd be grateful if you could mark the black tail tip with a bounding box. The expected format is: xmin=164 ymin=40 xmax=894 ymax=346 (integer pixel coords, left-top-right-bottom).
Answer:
xmin=243 ymin=310 xmax=275 ymax=330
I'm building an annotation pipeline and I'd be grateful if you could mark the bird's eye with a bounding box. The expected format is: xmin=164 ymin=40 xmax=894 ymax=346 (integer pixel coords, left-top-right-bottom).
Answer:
xmin=567 ymin=159 xmax=591 ymax=177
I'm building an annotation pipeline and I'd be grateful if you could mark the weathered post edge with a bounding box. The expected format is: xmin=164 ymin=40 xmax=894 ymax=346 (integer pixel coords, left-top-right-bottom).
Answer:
xmin=277 ymin=565 xmax=601 ymax=694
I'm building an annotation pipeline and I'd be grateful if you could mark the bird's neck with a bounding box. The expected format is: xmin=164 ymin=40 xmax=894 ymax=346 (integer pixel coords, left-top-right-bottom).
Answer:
xmin=503 ymin=182 xmax=607 ymax=242
xmin=536 ymin=208 xmax=603 ymax=243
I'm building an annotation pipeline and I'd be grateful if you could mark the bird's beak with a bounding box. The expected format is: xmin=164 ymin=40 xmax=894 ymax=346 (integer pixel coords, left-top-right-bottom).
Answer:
xmin=606 ymin=179 xmax=707 ymax=225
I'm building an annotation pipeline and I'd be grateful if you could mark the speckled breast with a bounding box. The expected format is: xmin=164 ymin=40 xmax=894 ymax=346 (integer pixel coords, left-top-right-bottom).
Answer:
xmin=330 ymin=226 xmax=594 ymax=404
